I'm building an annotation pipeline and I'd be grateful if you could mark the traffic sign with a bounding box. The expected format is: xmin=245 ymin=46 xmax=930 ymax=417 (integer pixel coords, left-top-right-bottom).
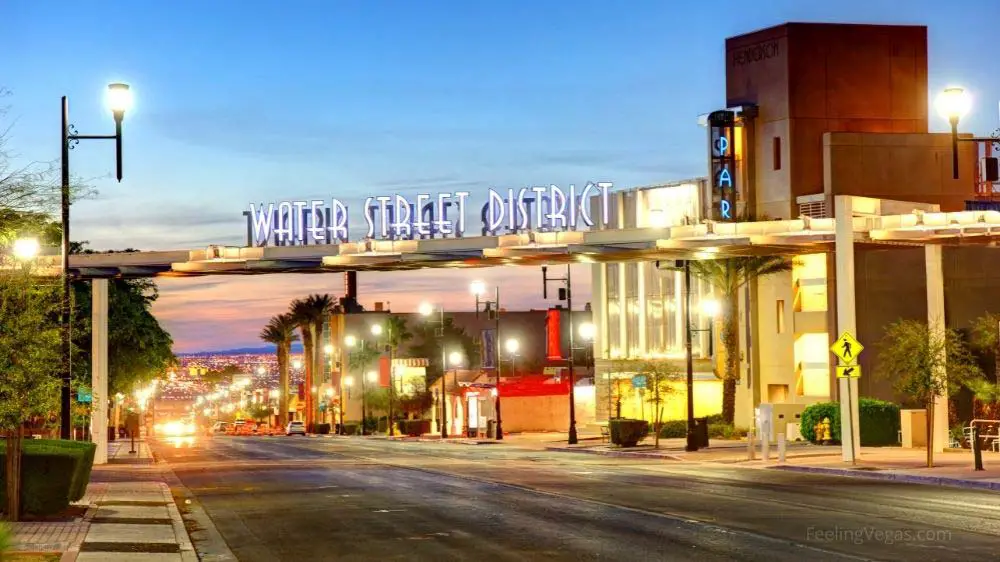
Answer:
xmin=836 ymin=364 xmax=862 ymax=379
xmin=831 ymin=331 xmax=864 ymax=364
xmin=77 ymin=386 xmax=92 ymax=404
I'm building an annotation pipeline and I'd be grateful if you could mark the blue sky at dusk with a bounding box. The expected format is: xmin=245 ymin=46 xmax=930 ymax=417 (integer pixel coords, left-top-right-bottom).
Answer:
xmin=4 ymin=0 xmax=999 ymax=352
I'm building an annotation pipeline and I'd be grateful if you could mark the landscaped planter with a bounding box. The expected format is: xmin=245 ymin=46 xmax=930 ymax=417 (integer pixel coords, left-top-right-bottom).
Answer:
xmin=396 ymin=419 xmax=431 ymax=437
xmin=609 ymin=419 xmax=650 ymax=448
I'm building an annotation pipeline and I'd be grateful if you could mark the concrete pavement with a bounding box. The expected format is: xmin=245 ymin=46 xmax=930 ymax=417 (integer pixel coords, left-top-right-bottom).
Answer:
xmin=155 ymin=434 xmax=1000 ymax=561
xmin=7 ymin=439 xmax=206 ymax=562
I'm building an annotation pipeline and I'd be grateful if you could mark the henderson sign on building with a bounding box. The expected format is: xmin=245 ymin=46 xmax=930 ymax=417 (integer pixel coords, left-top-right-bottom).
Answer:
xmin=246 ymin=182 xmax=613 ymax=246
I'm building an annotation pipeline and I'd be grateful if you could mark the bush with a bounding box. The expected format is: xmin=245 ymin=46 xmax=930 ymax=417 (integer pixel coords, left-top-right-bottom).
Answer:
xmin=31 ymin=439 xmax=96 ymax=502
xmin=658 ymin=420 xmax=687 ymax=439
xmin=0 ymin=448 xmax=77 ymax=515
xmin=396 ymin=419 xmax=431 ymax=437
xmin=0 ymin=521 xmax=10 ymax=556
xmin=800 ymin=399 xmax=901 ymax=446
xmin=609 ymin=419 xmax=649 ymax=447
xmin=858 ymin=398 xmax=900 ymax=446
xmin=315 ymin=423 xmax=331 ymax=435
xmin=708 ymin=423 xmax=748 ymax=440
xmin=342 ymin=423 xmax=360 ymax=435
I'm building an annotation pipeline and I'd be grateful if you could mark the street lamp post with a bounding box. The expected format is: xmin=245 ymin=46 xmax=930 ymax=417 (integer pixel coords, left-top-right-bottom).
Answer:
xmin=445 ymin=350 xmax=462 ymax=438
xmin=372 ymin=323 xmax=396 ymax=436
xmin=471 ymin=281 xmax=503 ymax=440
xmin=541 ymin=265 xmax=579 ymax=445
xmin=935 ymin=86 xmax=972 ymax=180
xmin=419 ymin=302 xmax=452 ymax=438
xmin=60 ymin=83 xmax=132 ymax=439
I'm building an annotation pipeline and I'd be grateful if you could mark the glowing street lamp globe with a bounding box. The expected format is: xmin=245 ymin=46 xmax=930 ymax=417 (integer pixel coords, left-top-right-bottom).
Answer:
xmin=470 ymin=280 xmax=487 ymax=296
xmin=505 ymin=338 xmax=519 ymax=354
xmin=418 ymin=302 xmax=434 ymax=316
xmin=370 ymin=324 xmax=383 ymax=337
xmin=324 ymin=343 xmax=334 ymax=355
xmin=292 ymin=358 xmax=303 ymax=370
xmin=344 ymin=335 xmax=357 ymax=348
xmin=106 ymin=82 xmax=133 ymax=115
xmin=935 ymin=86 xmax=971 ymax=123
xmin=12 ymin=238 xmax=40 ymax=261
xmin=448 ymin=351 xmax=463 ymax=366
xmin=701 ymin=299 xmax=721 ymax=318
xmin=578 ymin=322 xmax=596 ymax=341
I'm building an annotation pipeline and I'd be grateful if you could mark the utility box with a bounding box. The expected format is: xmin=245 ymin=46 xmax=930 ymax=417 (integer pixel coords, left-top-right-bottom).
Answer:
xmin=900 ymin=409 xmax=927 ymax=448
xmin=756 ymin=403 xmax=806 ymax=442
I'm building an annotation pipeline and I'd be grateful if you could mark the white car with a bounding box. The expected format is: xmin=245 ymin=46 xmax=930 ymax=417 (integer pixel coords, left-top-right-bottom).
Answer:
xmin=286 ymin=421 xmax=306 ymax=436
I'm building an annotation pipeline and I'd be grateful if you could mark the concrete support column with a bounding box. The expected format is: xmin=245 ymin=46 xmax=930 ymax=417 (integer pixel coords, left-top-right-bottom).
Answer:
xmin=637 ymin=262 xmax=647 ymax=355
xmin=925 ymin=245 xmax=949 ymax=453
xmin=91 ymin=279 xmax=109 ymax=465
xmin=834 ymin=197 xmax=860 ymax=462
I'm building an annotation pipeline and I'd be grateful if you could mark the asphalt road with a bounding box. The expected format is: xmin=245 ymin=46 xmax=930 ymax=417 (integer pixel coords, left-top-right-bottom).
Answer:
xmin=154 ymin=436 xmax=1000 ymax=562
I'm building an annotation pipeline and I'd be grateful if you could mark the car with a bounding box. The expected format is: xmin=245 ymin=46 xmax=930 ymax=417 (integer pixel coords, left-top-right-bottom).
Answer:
xmin=211 ymin=422 xmax=232 ymax=434
xmin=286 ymin=421 xmax=306 ymax=436
xmin=157 ymin=419 xmax=197 ymax=438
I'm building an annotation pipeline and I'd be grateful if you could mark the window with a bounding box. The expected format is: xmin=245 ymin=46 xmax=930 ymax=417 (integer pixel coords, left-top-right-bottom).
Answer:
xmin=776 ymin=300 xmax=785 ymax=334
xmin=772 ymin=136 xmax=781 ymax=171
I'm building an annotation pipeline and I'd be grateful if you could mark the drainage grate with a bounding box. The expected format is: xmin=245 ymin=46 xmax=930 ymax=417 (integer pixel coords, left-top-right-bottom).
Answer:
xmin=81 ymin=542 xmax=180 ymax=553
xmin=91 ymin=517 xmax=173 ymax=525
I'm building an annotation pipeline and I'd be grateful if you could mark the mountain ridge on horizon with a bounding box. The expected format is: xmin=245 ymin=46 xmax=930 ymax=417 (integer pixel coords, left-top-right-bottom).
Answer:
xmin=178 ymin=342 xmax=305 ymax=356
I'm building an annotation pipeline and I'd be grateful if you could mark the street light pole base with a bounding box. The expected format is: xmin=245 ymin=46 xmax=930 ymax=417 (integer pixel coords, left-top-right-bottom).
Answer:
xmin=568 ymin=425 xmax=578 ymax=445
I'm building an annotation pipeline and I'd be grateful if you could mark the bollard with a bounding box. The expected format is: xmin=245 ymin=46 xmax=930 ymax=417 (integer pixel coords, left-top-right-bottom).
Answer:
xmin=973 ymin=426 xmax=984 ymax=471
xmin=778 ymin=432 xmax=787 ymax=463
xmin=761 ymin=434 xmax=770 ymax=462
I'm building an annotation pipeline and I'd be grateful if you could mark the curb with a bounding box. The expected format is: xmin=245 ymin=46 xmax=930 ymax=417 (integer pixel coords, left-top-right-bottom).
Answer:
xmin=769 ymin=464 xmax=1000 ymax=491
xmin=545 ymin=445 xmax=684 ymax=460
xmin=155 ymin=447 xmax=239 ymax=561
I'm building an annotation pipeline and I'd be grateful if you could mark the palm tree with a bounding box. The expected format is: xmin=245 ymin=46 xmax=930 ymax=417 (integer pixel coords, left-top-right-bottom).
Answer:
xmin=260 ymin=313 xmax=298 ymax=427
xmin=290 ymin=294 xmax=336 ymax=430
xmin=687 ymin=256 xmax=791 ymax=424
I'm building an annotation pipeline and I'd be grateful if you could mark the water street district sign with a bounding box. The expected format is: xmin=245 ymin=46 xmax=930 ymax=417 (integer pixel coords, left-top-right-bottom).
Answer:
xmin=77 ymin=386 xmax=92 ymax=403
xmin=830 ymin=331 xmax=864 ymax=364
xmin=836 ymin=365 xmax=862 ymax=379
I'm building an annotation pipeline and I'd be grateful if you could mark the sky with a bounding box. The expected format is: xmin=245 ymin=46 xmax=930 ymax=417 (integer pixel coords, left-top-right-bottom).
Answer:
xmin=3 ymin=0 xmax=999 ymax=352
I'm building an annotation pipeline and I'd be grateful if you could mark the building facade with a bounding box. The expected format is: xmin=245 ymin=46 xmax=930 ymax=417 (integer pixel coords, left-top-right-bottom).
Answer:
xmin=590 ymin=22 xmax=994 ymax=433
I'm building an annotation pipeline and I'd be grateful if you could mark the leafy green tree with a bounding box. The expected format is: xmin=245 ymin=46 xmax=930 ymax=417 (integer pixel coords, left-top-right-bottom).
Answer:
xmin=686 ymin=257 xmax=791 ymax=424
xmin=637 ymin=360 xmax=681 ymax=448
xmin=246 ymin=403 xmax=273 ymax=423
xmin=260 ymin=313 xmax=298 ymax=427
xmin=72 ymin=278 xmax=175 ymax=394
xmin=0 ymin=267 xmax=60 ymax=520
xmin=409 ymin=317 xmax=479 ymax=386
xmin=876 ymin=319 xmax=981 ymax=467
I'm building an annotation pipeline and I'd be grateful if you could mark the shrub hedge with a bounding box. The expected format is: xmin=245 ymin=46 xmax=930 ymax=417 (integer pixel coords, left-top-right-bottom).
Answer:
xmin=657 ymin=414 xmax=727 ymax=439
xmin=0 ymin=439 xmax=97 ymax=514
xmin=315 ymin=423 xmax=331 ymax=435
xmin=609 ymin=419 xmax=649 ymax=447
xmin=341 ymin=423 xmax=360 ymax=435
xmin=800 ymin=399 xmax=900 ymax=446
xmin=396 ymin=419 xmax=431 ymax=437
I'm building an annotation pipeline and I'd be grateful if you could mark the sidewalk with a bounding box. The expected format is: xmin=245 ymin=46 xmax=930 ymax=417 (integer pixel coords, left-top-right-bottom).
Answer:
xmin=760 ymin=446 xmax=1000 ymax=490
xmin=7 ymin=439 xmax=198 ymax=561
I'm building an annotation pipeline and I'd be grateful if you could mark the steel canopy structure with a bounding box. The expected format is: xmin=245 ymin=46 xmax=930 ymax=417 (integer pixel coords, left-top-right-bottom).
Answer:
xmin=27 ymin=206 xmax=1000 ymax=279
xmin=21 ymin=195 xmax=1000 ymax=467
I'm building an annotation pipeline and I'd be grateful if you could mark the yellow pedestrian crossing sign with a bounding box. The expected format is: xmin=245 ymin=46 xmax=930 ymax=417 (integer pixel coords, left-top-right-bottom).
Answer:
xmin=836 ymin=364 xmax=862 ymax=379
xmin=831 ymin=331 xmax=864 ymax=364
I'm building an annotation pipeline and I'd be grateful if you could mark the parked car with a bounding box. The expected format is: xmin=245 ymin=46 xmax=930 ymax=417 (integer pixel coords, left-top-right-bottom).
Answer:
xmin=211 ymin=422 xmax=232 ymax=434
xmin=286 ymin=421 xmax=306 ymax=436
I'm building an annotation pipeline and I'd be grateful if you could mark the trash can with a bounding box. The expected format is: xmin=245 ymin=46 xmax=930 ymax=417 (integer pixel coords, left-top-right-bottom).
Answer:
xmin=486 ymin=420 xmax=497 ymax=439
xmin=695 ymin=417 xmax=710 ymax=448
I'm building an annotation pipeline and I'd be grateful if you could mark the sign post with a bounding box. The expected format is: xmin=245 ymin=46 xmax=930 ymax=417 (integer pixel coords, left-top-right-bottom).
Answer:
xmin=831 ymin=331 xmax=864 ymax=464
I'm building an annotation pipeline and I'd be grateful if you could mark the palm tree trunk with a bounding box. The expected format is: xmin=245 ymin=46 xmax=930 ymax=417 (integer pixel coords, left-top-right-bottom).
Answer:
xmin=310 ymin=323 xmax=323 ymax=431
xmin=302 ymin=332 xmax=313 ymax=430
xmin=278 ymin=345 xmax=289 ymax=428
xmin=5 ymin=426 xmax=23 ymax=521
xmin=720 ymin=293 xmax=740 ymax=425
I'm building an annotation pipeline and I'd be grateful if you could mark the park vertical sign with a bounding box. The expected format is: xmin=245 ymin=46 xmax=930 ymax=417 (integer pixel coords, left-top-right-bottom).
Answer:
xmin=708 ymin=110 xmax=737 ymax=221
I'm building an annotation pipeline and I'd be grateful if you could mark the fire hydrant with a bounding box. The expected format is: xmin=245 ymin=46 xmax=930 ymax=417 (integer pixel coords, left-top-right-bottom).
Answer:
xmin=814 ymin=417 xmax=832 ymax=444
